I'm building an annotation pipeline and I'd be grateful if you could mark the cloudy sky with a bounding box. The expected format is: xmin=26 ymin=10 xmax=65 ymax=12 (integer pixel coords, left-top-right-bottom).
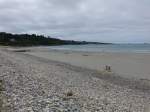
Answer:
xmin=0 ymin=0 xmax=150 ymax=43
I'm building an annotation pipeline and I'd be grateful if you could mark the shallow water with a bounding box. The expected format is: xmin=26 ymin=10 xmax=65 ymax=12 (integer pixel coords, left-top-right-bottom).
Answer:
xmin=48 ymin=44 xmax=150 ymax=53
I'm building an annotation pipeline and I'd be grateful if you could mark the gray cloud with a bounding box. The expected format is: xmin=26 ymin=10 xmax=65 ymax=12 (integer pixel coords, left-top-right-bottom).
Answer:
xmin=0 ymin=0 xmax=150 ymax=43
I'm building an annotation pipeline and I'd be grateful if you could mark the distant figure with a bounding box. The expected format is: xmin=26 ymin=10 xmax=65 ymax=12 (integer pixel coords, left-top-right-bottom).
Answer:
xmin=105 ymin=65 xmax=111 ymax=72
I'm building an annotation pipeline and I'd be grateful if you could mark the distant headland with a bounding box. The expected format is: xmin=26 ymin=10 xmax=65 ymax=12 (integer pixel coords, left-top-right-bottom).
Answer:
xmin=0 ymin=32 xmax=111 ymax=46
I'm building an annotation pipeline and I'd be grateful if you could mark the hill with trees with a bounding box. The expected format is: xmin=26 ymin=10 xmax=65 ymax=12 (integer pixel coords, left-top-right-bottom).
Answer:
xmin=0 ymin=32 xmax=110 ymax=46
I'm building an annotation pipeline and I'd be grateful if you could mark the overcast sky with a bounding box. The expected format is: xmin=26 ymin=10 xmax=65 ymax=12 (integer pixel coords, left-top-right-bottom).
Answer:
xmin=0 ymin=0 xmax=150 ymax=43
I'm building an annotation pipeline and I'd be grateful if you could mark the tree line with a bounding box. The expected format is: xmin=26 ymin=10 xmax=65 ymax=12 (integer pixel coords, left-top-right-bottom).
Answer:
xmin=0 ymin=32 xmax=110 ymax=46
xmin=0 ymin=32 xmax=82 ymax=46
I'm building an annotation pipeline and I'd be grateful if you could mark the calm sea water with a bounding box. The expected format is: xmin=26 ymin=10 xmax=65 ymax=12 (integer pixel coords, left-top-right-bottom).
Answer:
xmin=49 ymin=44 xmax=150 ymax=53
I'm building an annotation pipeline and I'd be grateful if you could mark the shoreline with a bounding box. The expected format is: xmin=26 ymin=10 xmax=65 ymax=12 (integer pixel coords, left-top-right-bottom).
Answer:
xmin=0 ymin=47 xmax=150 ymax=111
xmin=15 ymin=46 xmax=150 ymax=80
xmin=3 ymin=46 xmax=150 ymax=92
xmin=20 ymin=53 xmax=150 ymax=93
xmin=17 ymin=49 xmax=150 ymax=92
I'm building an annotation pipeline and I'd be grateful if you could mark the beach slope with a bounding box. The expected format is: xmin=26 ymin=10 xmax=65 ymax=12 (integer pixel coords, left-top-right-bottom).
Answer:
xmin=0 ymin=47 xmax=150 ymax=111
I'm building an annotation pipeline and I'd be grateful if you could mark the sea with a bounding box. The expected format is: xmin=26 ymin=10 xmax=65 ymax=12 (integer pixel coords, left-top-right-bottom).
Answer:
xmin=49 ymin=44 xmax=150 ymax=53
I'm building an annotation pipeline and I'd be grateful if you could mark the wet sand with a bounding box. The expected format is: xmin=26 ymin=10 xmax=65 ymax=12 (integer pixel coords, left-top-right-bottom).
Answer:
xmin=23 ymin=46 xmax=150 ymax=80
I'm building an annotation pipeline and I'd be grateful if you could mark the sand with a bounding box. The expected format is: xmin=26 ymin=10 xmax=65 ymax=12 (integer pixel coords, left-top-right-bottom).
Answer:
xmin=23 ymin=46 xmax=150 ymax=80
xmin=0 ymin=46 xmax=150 ymax=111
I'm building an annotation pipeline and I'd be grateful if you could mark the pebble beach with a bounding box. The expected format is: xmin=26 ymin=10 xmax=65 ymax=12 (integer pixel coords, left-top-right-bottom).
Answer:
xmin=0 ymin=47 xmax=150 ymax=112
